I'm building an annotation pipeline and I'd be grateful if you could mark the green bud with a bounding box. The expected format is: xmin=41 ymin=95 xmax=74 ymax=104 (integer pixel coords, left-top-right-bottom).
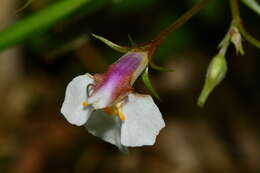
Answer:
xmin=197 ymin=53 xmax=227 ymax=107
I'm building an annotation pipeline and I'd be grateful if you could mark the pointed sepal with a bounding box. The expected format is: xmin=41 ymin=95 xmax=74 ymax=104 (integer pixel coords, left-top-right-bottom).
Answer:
xmin=91 ymin=33 xmax=130 ymax=53
xmin=149 ymin=61 xmax=175 ymax=72
xmin=142 ymin=67 xmax=161 ymax=101
xmin=128 ymin=33 xmax=137 ymax=47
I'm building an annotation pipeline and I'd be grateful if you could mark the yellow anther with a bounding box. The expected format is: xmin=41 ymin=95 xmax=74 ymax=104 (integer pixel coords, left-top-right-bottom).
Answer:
xmin=102 ymin=102 xmax=126 ymax=120
xmin=82 ymin=101 xmax=89 ymax=107
xmin=103 ymin=106 xmax=117 ymax=116
xmin=118 ymin=108 xmax=125 ymax=121
xmin=115 ymin=102 xmax=126 ymax=121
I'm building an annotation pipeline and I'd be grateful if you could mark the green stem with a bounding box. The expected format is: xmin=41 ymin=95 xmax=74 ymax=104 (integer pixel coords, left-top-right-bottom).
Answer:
xmin=218 ymin=32 xmax=230 ymax=55
xmin=0 ymin=0 xmax=108 ymax=51
xmin=230 ymin=0 xmax=240 ymax=20
xmin=230 ymin=0 xmax=260 ymax=48
xmin=237 ymin=22 xmax=260 ymax=48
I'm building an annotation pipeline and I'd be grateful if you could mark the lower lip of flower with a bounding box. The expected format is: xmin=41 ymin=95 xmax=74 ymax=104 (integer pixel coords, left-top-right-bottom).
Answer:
xmin=83 ymin=100 xmax=126 ymax=120
xmin=103 ymin=103 xmax=126 ymax=120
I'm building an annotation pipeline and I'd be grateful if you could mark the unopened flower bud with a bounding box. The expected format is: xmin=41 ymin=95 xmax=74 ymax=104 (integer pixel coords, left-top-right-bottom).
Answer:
xmin=229 ymin=26 xmax=244 ymax=55
xmin=198 ymin=53 xmax=227 ymax=107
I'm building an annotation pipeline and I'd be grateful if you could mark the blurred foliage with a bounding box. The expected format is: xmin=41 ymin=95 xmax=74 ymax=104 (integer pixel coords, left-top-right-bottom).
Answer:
xmin=241 ymin=0 xmax=260 ymax=16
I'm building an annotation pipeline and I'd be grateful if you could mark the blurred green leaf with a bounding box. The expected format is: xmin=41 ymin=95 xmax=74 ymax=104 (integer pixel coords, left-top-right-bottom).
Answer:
xmin=241 ymin=0 xmax=260 ymax=16
xmin=15 ymin=0 xmax=34 ymax=13
xmin=189 ymin=0 xmax=224 ymax=23
xmin=110 ymin=0 xmax=157 ymax=14
xmin=45 ymin=34 xmax=89 ymax=61
xmin=0 ymin=0 xmax=109 ymax=51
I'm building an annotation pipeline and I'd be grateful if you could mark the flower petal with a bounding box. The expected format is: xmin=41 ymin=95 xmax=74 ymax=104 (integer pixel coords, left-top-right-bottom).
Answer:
xmin=87 ymin=50 xmax=148 ymax=109
xmin=121 ymin=93 xmax=165 ymax=147
xmin=87 ymin=86 xmax=113 ymax=109
xmin=61 ymin=74 xmax=94 ymax=126
xmin=85 ymin=110 xmax=128 ymax=153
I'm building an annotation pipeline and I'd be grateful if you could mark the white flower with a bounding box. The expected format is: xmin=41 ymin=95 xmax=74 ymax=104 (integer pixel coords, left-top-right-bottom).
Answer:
xmin=61 ymin=50 xmax=165 ymax=151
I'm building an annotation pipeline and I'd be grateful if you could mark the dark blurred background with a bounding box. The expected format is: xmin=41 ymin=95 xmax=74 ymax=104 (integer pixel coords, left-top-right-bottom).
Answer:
xmin=0 ymin=0 xmax=259 ymax=173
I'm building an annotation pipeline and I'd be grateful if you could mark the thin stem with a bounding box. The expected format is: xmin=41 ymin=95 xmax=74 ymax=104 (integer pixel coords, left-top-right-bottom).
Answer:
xmin=230 ymin=0 xmax=260 ymax=48
xmin=230 ymin=0 xmax=240 ymax=20
xmin=237 ymin=23 xmax=260 ymax=48
xmin=218 ymin=32 xmax=230 ymax=55
xmin=151 ymin=0 xmax=212 ymax=48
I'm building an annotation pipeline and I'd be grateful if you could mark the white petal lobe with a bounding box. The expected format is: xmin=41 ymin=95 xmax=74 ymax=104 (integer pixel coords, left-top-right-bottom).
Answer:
xmin=85 ymin=110 xmax=127 ymax=152
xmin=61 ymin=74 xmax=94 ymax=126
xmin=121 ymin=93 xmax=165 ymax=146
